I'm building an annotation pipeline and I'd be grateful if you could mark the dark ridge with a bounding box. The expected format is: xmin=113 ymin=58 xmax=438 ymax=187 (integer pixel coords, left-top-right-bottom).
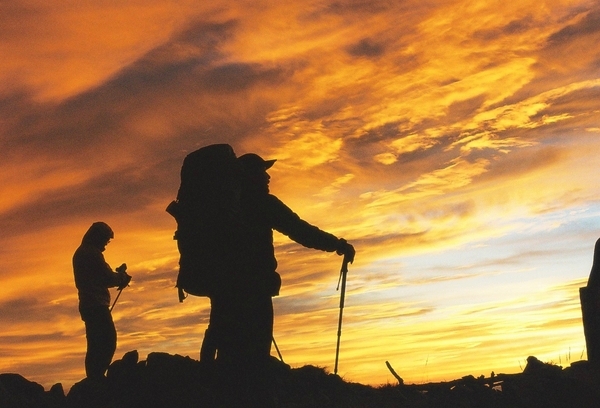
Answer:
xmin=1 ymin=352 xmax=599 ymax=408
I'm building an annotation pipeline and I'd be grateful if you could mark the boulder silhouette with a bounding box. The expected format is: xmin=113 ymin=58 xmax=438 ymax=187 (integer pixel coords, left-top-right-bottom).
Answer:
xmin=0 ymin=373 xmax=64 ymax=408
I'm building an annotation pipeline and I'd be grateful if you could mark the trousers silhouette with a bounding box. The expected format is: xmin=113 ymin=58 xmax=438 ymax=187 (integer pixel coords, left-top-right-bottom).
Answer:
xmin=81 ymin=306 xmax=117 ymax=379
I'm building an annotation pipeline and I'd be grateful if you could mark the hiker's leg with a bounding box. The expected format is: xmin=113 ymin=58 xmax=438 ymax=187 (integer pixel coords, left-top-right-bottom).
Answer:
xmin=256 ymin=296 xmax=274 ymax=359
xmin=210 ymin=294 xmax=244 ymax=363
xmin=83 ymin=307 xmax=116 ymax=379
xmin=200 ymin=298 xmax=219 ymax=362
xmin=200 ymin=327 xmax=217 ymax=362
xmin=242 ymin=294 xmax=273 ymax=362
xmin=236 ymin=295 xmax=276 ymax=407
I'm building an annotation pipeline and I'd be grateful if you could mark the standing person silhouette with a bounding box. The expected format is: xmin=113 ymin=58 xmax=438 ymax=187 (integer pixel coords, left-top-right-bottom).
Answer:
xmin=216 ymin=153 xmax=355 ymax=406
xmin=73 ymin=222 xmax=131 ymax=381
xmin=233 ymin=153 xmax=355 ymax=362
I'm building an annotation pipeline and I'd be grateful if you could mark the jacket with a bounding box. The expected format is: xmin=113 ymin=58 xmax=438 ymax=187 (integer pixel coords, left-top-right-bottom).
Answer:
xmin=73 ymin=242 xmax=121 ymax=310
xmin=240 ymin=192 xmax=342 ymax=274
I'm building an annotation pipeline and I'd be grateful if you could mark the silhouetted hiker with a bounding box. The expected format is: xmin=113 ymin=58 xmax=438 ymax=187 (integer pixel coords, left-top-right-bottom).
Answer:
xmin=234 ymin=153 xmax=355 ymax=361
xmin=581 ymin=237 xmax=600 ymax=366
xmin=73 ymin=222 xmax=131 ymax=380
xmin=204 ymin=153 xmax=356 ymax=406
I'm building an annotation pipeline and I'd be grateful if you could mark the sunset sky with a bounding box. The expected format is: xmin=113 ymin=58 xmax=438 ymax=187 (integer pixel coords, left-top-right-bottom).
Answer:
xmin=2 ymin=0 xmax=600 ymax=391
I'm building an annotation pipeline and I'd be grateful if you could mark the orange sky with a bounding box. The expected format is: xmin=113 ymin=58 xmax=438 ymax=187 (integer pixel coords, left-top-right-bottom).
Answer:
xmin=1 ymin=0 xmax=600 ymax=391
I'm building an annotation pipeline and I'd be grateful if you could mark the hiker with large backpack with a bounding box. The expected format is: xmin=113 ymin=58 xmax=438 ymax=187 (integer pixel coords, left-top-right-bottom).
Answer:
xmin=167 ymin=145 xmax=355 ymax=406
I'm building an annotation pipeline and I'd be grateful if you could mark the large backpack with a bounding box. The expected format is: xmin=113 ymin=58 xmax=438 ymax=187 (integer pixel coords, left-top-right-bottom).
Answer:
xmin=166 ymin=144 xmax=240 ymax=301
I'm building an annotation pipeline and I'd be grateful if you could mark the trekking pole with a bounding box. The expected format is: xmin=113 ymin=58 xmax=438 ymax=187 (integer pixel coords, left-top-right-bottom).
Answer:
xmin=334 ymin=254 xmax=351 ymax=375
xmin=272 ymin=336 xmax=285 ymax=363
xmin=110 ymin=287 xmax=124 ymax=312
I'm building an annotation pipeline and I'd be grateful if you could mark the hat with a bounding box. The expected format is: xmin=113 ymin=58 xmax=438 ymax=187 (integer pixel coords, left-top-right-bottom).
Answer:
xmin=82 ymin=221 xmax=114 ymax=247
xmin=238 ymin=153 xmax=276 ymax=171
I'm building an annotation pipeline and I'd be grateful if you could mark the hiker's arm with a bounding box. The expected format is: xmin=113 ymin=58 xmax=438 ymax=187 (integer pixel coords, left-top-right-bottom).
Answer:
xmin=269 ymin=195 xmax=351 ymax=255
xmin=103 ymin=263 xmax=125 ymax=288
xmin=74 ymin=248 xmax=123 ymax=289
xmin=93 ymin=254 xmax=125 ymax=288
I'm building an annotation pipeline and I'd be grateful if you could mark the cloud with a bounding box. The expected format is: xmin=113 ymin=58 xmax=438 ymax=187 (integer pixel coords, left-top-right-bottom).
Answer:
xmin=546 ymin=8 xmax=600 ymax=46
xmin=318 ymin=0 xmax=393 ymax=16
xmin=0 ymin=17 xmax=301 ymax=244
xmin=453 ymin=132 xmax=536 ymax=155
xmin=475 ymin=144 xmax=562 ymax=182
xmin=374 ymin=134 xmax=440 ymax=164
xmin=0 ymin=297 xmax=73 ymax=328
xmin=473 ymin=15 xmax=536 ymax=41
xmin=532 ymin=5 xmax=600 ymax=82
xmin=0 ymin=1 xmax=228 ymax=101
xmin=0 ymin=163 xmax=178 ymax=239
xmin=272 ymin=132 xmax=343 ymax=169
xmin=346 ymin=38 xmax=385 ymax=58
xmin=360 ymin=157 xmax=490 ymax=209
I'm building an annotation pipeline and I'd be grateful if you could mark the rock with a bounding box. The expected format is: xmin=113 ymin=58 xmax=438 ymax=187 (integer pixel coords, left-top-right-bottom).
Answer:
xmin=66 ymin=377 xmax=110 ymax=408
xmin=0 ymin=373 xmax=51 ymax=408
xmin=523 ymin=356 xmax=562 ymax=377
xmin=47 ymin=383 xmax=66 ymax=407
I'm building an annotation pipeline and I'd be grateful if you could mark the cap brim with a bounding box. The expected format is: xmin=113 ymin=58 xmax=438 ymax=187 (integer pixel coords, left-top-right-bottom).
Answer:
xmin=264 ymin=159 xmax=276 ymax=169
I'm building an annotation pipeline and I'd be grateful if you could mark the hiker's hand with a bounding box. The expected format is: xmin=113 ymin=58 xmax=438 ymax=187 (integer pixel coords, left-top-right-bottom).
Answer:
xmin=118 ymin=271 xmax=132 ymax=290
xmin=336 ymin=239 xmax=355 ymax=264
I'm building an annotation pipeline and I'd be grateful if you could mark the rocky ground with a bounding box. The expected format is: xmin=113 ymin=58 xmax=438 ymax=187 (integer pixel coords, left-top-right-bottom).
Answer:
xmin=1 ymin=352 xmax=599 ymax=408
